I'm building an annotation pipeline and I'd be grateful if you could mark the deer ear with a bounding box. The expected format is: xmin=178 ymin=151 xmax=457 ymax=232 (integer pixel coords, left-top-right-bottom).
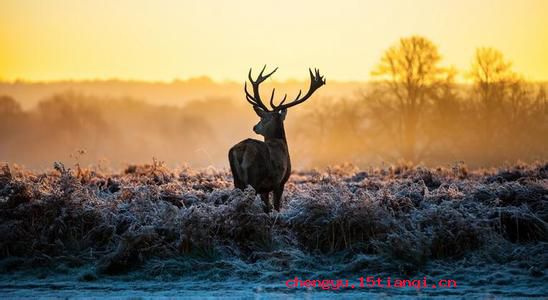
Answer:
xmin=253 ymin=106 xmax=267 ymax=117
xmin=279 ymin=109 xmax=287 ymax=121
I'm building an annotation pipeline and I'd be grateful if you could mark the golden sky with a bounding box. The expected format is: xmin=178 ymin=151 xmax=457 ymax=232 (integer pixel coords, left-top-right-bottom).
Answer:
xmin=1 ymin=0 xmax=547 ymax=82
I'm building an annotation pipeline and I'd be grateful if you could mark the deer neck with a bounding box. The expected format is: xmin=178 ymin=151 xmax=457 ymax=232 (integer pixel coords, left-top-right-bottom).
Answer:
xmin=263 ymin=122 xmax=287 ymax=143
xmin=264 ymin=124 xmax=290 ymax=177
xmin=263 ymin=122 xmax=289 ymax=164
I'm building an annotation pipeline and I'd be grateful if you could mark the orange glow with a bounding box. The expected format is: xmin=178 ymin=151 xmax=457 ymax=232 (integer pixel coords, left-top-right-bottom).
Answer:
xmin=1 ymin=0 xmax=547 ymax=82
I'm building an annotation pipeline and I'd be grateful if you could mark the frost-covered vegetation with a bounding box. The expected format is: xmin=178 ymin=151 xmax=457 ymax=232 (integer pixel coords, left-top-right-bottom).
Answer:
xmin=0 ymin=161 xmax=546 ymax=283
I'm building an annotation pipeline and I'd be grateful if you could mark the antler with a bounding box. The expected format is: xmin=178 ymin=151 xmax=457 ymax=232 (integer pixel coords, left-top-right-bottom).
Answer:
xmin=244 ymin=66 xmax=326 ymax=112
xmin=244 ymin=65 xmax=278 ymax=111
xmin=271 ymin=68 xmax=326 ymax=111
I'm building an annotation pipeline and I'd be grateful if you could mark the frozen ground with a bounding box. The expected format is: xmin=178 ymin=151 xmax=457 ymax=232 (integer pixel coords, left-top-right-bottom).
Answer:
xmin=0 ymin=162 xmax=546 ymax=298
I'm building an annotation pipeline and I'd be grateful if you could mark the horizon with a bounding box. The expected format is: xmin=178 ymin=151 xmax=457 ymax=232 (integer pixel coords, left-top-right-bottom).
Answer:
xmin=0 ymin=75 xmax=367 ymax=85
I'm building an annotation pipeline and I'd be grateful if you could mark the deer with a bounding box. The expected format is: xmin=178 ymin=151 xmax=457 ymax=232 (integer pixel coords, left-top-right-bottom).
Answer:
xmin=228 ymin=66 xmax=326 ymax=213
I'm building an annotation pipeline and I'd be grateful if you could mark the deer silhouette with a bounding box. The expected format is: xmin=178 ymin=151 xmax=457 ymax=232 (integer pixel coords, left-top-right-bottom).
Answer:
xmin=229 ymin=66 xmax=326 ymax=213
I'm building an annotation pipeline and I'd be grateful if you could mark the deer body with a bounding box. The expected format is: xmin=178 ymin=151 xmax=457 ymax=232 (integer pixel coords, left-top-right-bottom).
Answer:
xmin=229 ymin=137 xmax=290 ymax=194
xmin=229 ymin=66 xmax=325 ymax=213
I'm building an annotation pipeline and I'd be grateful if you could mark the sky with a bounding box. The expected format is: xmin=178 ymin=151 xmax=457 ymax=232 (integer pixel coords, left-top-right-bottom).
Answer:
xmin=1 ymin=0 xmax=547 ymax=82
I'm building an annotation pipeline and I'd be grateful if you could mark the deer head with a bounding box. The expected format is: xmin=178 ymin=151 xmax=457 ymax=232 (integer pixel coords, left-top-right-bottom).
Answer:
xmin=245 ymin=66 xmax=326 ymax=139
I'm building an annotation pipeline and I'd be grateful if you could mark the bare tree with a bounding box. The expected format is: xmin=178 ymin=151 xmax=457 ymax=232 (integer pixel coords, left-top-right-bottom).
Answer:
xmin=469 ymin=48 xmax=515 ymax=99
xmin=468 ymin=47 xmax=516 ymax=133
xmin=467 ymin=47 xmax=520 ymax=162
xmin=370 ymin=36 xmax=448 ymax=162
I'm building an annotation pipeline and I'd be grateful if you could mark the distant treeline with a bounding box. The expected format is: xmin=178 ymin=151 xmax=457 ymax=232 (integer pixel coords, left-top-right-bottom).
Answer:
xmin=0 ymin=36 xmax=546 ymax=169
xmin=0 ymin=77 xmax=363 ymax=110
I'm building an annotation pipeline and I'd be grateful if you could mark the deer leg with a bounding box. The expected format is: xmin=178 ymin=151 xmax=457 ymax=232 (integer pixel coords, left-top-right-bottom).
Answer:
xmin=228 ymin=149 xmax=246 ymax=189
xmin=260 ymin=193 xmax=271 ymax=213
xmin=232 ymin=174 xmax=246 ymax=190
xmin=273 ymin=186 xmax=284 ymax=211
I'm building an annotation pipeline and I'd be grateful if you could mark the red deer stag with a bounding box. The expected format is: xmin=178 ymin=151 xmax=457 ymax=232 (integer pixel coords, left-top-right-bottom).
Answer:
xmin=229 ymin=66 xmax=326 ymax=213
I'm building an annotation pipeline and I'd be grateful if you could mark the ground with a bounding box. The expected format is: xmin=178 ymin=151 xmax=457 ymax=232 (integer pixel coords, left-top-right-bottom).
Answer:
xmin=0 ymin=161 xmax=546 ymax=297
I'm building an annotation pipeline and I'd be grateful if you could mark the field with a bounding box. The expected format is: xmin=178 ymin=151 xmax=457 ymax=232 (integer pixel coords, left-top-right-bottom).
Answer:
xmin=2 ymin=0 xmax=548 ymax=298
xmin=0 ymin=161 xmax=546 ymax=297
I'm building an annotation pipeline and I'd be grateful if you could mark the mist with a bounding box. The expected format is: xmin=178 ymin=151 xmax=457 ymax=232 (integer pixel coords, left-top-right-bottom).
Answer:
xmin=0 ymin=78 xmax=545 ymax=170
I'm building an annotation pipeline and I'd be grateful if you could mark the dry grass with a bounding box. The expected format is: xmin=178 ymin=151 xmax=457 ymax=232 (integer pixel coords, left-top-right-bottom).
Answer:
xmin=0 ymin=161 xmax=546 ymax=276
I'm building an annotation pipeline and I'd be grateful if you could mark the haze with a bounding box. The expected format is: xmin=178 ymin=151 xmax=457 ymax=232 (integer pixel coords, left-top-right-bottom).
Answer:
xmin=0 ymin=1 xmax=546 ymax=170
